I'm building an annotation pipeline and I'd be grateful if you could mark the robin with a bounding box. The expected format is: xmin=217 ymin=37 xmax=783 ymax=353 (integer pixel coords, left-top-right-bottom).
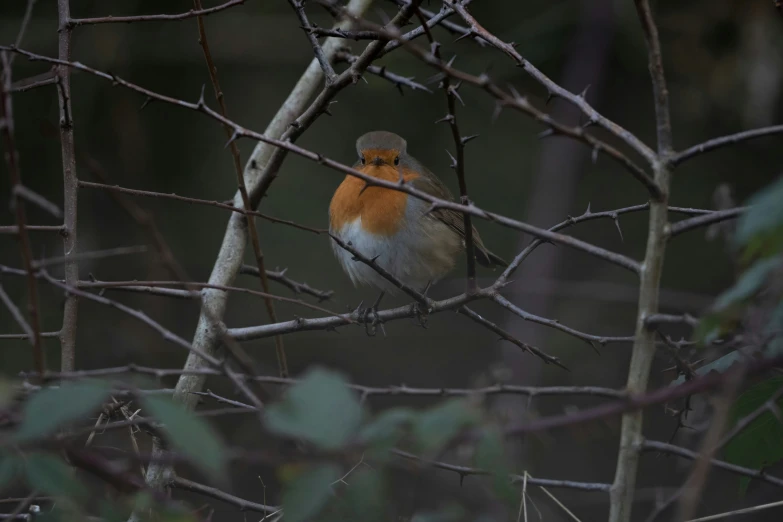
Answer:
xmin=329 ymin=130 xmax=507 ymax=295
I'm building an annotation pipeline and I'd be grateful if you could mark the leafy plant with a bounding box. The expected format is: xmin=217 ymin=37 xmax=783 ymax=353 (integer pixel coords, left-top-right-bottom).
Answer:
xmin=723 ymin=377 xmax=783 ymax=494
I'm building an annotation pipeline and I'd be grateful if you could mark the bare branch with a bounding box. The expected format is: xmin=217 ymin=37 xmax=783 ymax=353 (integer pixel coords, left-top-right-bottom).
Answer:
xmin=23 ymin=365 xmax=627 ymax=399
xmin=78 ymin=180 xmax=324 ymax=235
xmin=289 ymin=0 xmax=337 ymax=83
xmin=171 ymin=477 xmax=279 ymax=515
xmin=668 ymin=207 xmax=745 ymax=238
xmin=442 ymin=0 xmax=658 ymax=166
xmin=57 ymin=0 xmax=79 ymax=373
xmin=609 ymin=1 xmax=674 ymax=519
xmin=68 ymin=0 xmax=246 ymax=27
xmin=673 ymin=124 xmax=783 ymax=166
xmin=0 ymin=59 xmax=45 ymax=376
xmin=193 ymin=0 xmax=288 ymax=378
xmin=241 ymin=265 xmax=334 ymax=301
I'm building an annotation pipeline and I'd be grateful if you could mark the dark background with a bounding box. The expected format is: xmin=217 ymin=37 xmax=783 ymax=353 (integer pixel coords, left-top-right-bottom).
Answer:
xmin=1 ymin=0 xmax=782 ymax=520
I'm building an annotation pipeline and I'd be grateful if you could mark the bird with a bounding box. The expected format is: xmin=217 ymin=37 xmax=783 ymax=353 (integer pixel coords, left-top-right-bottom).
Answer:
xmin=329 ymin=130 xmax=507 ymax=295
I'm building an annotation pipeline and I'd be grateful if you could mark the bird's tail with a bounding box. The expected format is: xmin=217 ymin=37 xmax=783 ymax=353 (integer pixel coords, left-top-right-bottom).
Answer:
xmin=474 ymin=245 xmax=508 ymax=268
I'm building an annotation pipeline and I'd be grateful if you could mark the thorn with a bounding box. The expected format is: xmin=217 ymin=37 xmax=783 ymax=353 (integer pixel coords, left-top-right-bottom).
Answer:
xmin=491 ymin=101 xmax=503 ymax=122
xmin=446 ymin=55 xmax=457 ymax=68
xmin=450 ymin=87 xmax=465 ymax=106
xmin=614 ymin=216 xmax=624 ymax=242
xmin=545 ymin=91 xmax=554 ymax=105
xmin=197 ymin=84 xmax=206 ymax=107
xmin=445 ymin=149 xmax=457 ymax=169
xmin=508 ymin=84 xmax=522 ymax=100
xmin=537 ymin=128 xmax=555 ymax=140
xmin=139 ymin=96 xmax=154 ymax=111
xmin=592 ymin=147 xmax=599 ymax=164
xmin=579 ymin=84 xmax=591 ymax=99
xmin=454 ymin=30 xmax=473 ymax=43
xmin=461 ymin=134 xmax=479 ymax=145
xmin=588 ymin=340 xmax=600 ymax=354
xmin=430 ymin=42 xmax=441 ymax=56
xmin=435 ymin=114 xmax=454 ymax=124
xmin=585 ymin=202 xmax=592 ymax=215
xmin=223 ymin=130 xmax=240 ymax=149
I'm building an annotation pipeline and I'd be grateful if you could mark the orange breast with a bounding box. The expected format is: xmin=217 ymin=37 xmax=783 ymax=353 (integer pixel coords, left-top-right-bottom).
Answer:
xmin=329 ymin=165 xmax=420 ymax=236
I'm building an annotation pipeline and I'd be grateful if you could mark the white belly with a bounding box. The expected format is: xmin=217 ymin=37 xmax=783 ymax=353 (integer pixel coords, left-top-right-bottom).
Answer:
xmin=330 ymin=215 xmax=461 ymax=293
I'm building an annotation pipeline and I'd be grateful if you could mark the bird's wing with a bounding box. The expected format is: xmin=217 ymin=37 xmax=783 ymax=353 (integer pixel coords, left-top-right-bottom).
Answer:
xmin=407 ymin=160 xmax=506 ymax=267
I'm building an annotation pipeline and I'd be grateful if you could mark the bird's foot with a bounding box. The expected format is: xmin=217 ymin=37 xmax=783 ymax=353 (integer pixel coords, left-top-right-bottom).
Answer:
xmin=358 ymin=290 xmax=386 ymax=337
xmin=412 ymin=280 xmax=433 ymax=329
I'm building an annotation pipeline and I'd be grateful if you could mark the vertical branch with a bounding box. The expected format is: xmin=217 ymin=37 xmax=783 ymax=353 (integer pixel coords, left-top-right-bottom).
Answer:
xmin=136 ymin=0 xmax=377 ymax=497
xmin=636 ymin=0 xmax=673 ymax=153
xmin=193 ymin=0 xmax=288 ymax=378
xmin=0 ymin=58 xmax=45 ymax=376
xmin=57 ymin=0 xmax=79 ymax=372
xmin=443 ymin=70 xmax=477 ymax=291
xmin=609 ymin=2 xmax=672 ymax=522
xmin=413 ymin=9 xmax=477 ymax=291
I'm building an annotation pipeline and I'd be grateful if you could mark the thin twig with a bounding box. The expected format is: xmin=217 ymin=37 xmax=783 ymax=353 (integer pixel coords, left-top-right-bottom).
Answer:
xmin=668 ymin=208 xmax=745 ymax=238
xmin=193 ymin=0 xmax=288 ymax=377
xmin=673 ymin=124 xmax=783 ymax=165
xmin=68 ymin=0 xmax=246 ymax=27
xmin=1 ymin=45 xmax=643 ymax=273
xmin=684 ymin=499 xmax=783 ymax=522
xmin=57 ymin=0 xmax=79 ymax=373
xmin=22 ymin=365 xmax=626 ymax=399
xmin=289 ymin=0 xmax=337 ymax=83
xmin=78 ymin=180 xmax=325 ymax=234
xmin=442 ymin=0 xmax=658 ymax=168
xmin=171 ymin=477 xmax=279 ymax=514
xmin=419 ymin=10 xmax=478 ymax=292
xmin=0 ymin=59 xmax=45 ymax=376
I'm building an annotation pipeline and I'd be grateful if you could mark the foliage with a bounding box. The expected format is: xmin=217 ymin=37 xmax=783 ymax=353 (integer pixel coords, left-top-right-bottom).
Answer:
xmin=691 ymin=176 xmax=783 ymax=493
xmin=0 ymin=379 xmax=226 ymax=520
xmin=694 ymin=176 xmax=783 ymax=347
xmin=142 ymin=394 xmax=228 ymax=482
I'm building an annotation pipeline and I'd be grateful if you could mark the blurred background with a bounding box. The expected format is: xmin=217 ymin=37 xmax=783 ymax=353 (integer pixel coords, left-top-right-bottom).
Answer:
xmin=1 ymin=0 xmax=783 ymax=520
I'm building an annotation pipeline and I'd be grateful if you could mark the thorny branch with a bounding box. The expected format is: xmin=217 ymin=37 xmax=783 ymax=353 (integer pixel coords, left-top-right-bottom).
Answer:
xmin=57 ymin=0 xmax=79 ymax=373
xmin=610 ymin=1 xmax=674 ymax=520
xmin=1 ymin=1 xmax=781 ymax=519
xmin=0 ymin=55 xmax=45 ymax=376
xmin=192 ymin=0 xmax=289 ymax=378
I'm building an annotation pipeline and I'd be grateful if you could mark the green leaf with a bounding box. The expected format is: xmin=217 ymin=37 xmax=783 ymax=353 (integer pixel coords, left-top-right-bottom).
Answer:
xmin=15 ymin=379 xmax=112 ymax=442
xmin=693 ymin=257 xmax=781 ymax=346
xmin=723 ymin=377 xmax=783 ymax=495
xmin=358 ymin=407 xmax=415 ymax=457
xmin=713 ymin=258 xmax=780 ymax=311
xmin=281 ymin=464 xmax=341 ymax=522
xmin=412 ymin=399 xmax=478 ymax=455
xmin=474 ymin=427 xmax=517 ymax=507
xmin=0 ymin=453 xmax=21 ymax=491
xmin=265 ymin=367 xmax=363 ymax=450
xmin=334 ymin=467 xmax=387 ymax=521
xmin=734 ymin=175 xmax=783 ymax=256
xmin=25 ymin=453 xmax=87 ymax=501
xmin=141 ymin=395 xmax=226 ymax=481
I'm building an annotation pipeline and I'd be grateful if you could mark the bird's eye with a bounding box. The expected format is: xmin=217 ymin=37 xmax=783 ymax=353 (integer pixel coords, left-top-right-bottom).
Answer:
xmin=394 ymin=156 xmax=400 ymax=166
xmin=360 ymin=155 xmax=365 ymax=165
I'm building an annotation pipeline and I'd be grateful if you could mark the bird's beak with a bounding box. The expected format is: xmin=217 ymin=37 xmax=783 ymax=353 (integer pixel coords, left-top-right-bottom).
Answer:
xmin=371 ymin=156 xmax=384 ymax=166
